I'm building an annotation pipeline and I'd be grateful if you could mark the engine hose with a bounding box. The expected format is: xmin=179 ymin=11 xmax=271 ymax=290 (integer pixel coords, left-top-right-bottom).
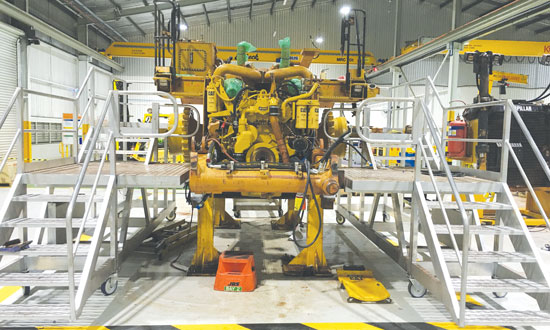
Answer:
xmin=292 ymin=161 xmax=323 ymax=249
xmin=269 ymin=116 xmax=290 ymax=163
xmin=316 ymin=128 xmax=351 ymax=165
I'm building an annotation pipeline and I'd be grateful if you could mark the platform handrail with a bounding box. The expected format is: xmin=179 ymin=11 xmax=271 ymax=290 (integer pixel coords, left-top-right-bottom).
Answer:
xmin=417 ymin=98 xmax=470 ymax=322
xmin=355 ymin=97 xmax=416 ymax=146
xmin=0 ymin=129 xmax=21 ymax=173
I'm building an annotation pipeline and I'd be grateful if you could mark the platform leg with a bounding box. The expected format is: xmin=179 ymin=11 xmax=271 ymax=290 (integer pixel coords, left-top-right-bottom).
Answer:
xmin=283 ymin=195 xmax=329 ymax=276
xmin=272 ymin=198 xmax=297 ymax=230
xmin=189 ymin=197 xmax=220 ymax=275
xmin=213 ymin=198 xmax=241 ymax=229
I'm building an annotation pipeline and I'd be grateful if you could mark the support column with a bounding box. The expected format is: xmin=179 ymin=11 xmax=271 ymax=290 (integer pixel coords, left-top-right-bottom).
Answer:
xmin=213 ymin=197 xmax=240 ymax=229
xmin=283 ymin=195 xmax=329 ymax=276
xmin=271 ymin=198 xmax=297 ymax=230
xmin=189 ymin=197 xmax=220 ymax=275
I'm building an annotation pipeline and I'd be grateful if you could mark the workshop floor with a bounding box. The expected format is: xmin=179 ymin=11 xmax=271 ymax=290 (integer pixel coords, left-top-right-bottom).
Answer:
xmin=0 ymin=187 xmax=549 ymax=329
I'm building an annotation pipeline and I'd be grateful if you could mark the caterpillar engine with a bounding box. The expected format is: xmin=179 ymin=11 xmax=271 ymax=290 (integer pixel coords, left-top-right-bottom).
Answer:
xmin=205 ymin=64 xmax=320 ymax=167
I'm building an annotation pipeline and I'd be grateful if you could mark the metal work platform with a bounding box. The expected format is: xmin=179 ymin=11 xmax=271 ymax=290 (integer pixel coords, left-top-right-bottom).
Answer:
xmin=24 ymin=161 xmax=190 ymax=188
xmin=332 ymin=80 xmax=550 ymax=327
xmin=0 ymin=67 xmax=194 ymax=322
xmin=342 ymin=167 xmax=501 ymax=194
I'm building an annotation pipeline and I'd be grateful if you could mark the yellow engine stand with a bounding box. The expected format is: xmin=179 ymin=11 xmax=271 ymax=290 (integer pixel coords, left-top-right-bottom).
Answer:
xmin=189 ymin=197 xmax=220 ymax=275
xmin=213 ymin=198 xmax=241 ymax=229
xmin=283 ymin=195 xmax=330 ymax=276
xmin=271 ymin=198 xmax=298 ymax=230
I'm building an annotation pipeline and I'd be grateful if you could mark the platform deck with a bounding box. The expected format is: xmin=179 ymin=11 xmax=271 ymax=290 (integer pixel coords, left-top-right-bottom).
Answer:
xmin=24 ymin=162 xmax=189 ymax=188
xmin=343 ymin=167 xmax=502 ymax=194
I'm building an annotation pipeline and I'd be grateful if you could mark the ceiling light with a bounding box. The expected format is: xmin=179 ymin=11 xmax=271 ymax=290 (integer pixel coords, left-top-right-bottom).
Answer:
xmin=179 ymin=23 xmax=188 ymax=31
xmin=340 ymin=6 xmax=351 ymax=16
xmin=315 ymin=36 xmax=324 ymax=44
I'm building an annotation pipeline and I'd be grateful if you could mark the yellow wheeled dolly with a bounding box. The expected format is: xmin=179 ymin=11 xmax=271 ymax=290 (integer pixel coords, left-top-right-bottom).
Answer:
xmin=337 ymin=266 xmax=391 ymax=304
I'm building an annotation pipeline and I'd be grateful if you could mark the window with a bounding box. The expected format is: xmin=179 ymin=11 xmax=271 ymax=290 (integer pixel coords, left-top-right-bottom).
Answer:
xmin=31 ymin=122 xmax=63 ymax=144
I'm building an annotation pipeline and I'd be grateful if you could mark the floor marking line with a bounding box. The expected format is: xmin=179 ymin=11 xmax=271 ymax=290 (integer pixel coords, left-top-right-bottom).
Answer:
xmin=0 ymin=285 xmax=21 ymax=303
xmin=303 ymin=323 xmax=383 ymax=330
xmin=429 ymin=323 xmax=510 ymax=330
xmin=173 ymin=325 xmax=251 ymax=330
xmin=37 ymin=327 xmax=110 ymax=330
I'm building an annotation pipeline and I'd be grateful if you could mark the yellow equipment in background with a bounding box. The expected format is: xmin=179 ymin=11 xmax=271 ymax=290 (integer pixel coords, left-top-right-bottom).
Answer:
xmin=336 ymin=268 xmax=391 ymax=304
xmin=152 ymin=2 xmax=378 ymax=276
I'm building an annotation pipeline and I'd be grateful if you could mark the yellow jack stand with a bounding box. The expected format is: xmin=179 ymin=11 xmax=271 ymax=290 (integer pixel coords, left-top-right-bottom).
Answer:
xmin=337 ymin=267 xmax=391 ymax=304
xmin=283 ymin=195 xmax=330 ymax=276
xmin=271 ymin=198 xmax=298 ymax=230
xmin=213 ymin=198 xmax=241 ymax=229
xmin=188 ymin=197 xmax=220 ymax=275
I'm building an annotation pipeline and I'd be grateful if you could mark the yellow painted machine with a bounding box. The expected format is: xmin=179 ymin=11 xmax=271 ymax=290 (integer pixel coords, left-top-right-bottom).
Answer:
xmin=152 ymin=1 xmax=378 ymax=276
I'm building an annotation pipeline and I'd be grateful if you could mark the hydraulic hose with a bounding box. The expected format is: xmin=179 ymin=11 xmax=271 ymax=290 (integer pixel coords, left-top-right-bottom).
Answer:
xmin=292 ymin=160 xmax=323 ymax=249
xmin=269 ymin=116 xmax=290 ymax=163
xmin=281 ymin=83 xmax=320 ymax=117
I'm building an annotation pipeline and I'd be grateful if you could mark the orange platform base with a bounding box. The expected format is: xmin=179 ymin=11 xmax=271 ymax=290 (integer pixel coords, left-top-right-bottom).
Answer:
xmin=214 ymin=251 xmax=257 ymax=292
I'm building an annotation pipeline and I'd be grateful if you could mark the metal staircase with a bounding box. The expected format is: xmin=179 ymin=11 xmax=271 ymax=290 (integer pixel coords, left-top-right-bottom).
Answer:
xmin=0 ymin=65 xmax=193 ymax=322
xmin=336 ymin=77 xmax=550 ymax=327
xmin=410 ymin=80 xmax=550 ymax=326
xmin=0 ymin=173 xmax=116 ymax=321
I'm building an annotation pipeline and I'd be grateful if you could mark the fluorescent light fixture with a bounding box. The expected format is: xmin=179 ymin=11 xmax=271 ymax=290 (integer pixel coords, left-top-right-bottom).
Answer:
xmin=315 ymin=36 xmax=324 ymax=44
xmin=179 ymin=23 xmax=188 ymax=31
xmin=340 ymin=6 xmax=351 ymax=16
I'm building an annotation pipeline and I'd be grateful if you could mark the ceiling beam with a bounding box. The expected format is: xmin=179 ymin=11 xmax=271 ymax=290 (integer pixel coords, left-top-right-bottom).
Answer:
xmin=478 ymin=2 xmax=507 ymax=17
xmin=97 ymin=0 xmax=220 ymax=21
xmin=515 ymin=13 xmax=550 ymax=28
xmin=368 ymin=0 xmax=550 ymax=79
xmin=440 ymin=0 xmax=453 ymax=9
xmin=226 ymin=0 xmax=231 ymax=23
xmin=249 ymin=0 xmax=253 ymax=19
xmin=107 ymin=0 xmax=144 ymax=37
xmin=0 ymin=0 xmax=123 ymax=71
xmin=270 ymin=0 xmax=276 ymax=14
xmin=312 ymin=0 xmax=317 ymax=7
xmin=462 ymin=0 xmax=483 ymax=12
xmin=202 ymin=4 xmax=210 ymax=26
xmin=535 ymin=24 xmax=550 ymax=33
xmin=291 ymin=0 xmax=298 ymax=10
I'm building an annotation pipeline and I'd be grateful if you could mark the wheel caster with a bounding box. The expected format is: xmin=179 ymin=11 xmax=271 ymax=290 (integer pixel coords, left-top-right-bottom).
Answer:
xmin=347 ymin=296 xmax=360 ymax=303
xmin=23 ymin=286 xmax=30 ymax=296
xmin=492 ymin=291 xmax=508 ymax=298
xmin=382 ymin=298 xmax=392 ymax=304
xmin=408 ymin=281 xmax=427 ymax=298
xmin=278 ymin=209 xmax=283 ymax=217
xmin=382 ymin=212 xmax=389 ymax=222
xmin=166 ymin=208 xmax=177 ymax=221
xmin=101 ymin=276 xmax=118 ymax=296
xmin=234 ymin=211 xmax=241 ymax=218
xmin=336 ymin=214 xmax=346 ymax=225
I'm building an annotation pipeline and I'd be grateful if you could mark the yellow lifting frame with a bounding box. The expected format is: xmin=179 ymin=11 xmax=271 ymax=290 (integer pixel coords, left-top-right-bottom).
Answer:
xmin=103 ymin=42 xmax=378 ymax=66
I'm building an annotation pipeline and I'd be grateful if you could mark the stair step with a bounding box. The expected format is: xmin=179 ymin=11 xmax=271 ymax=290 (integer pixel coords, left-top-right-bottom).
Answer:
xmin=433 ymin=224 xmax=523 ymax=235
xmin=426 ymin=201 xmax=512 ymax=210
xmin=465 ymin=310 xmax=550 ymax=326
xmin=451 ymin=278 xmax=550 ymax=293
xmin=116 ymin=150 xmax=148 ymax=155
xmin=0 ymin=304 xmax=70 ymax=321
xmin=0 ymin=272 xmax=81 ymax=286
xmin=0 ymin=244 xmax=90 ymax=256
xmin=0 ymin=217 xmax=98 ymax=228
xmin=441 ymin=250 xmax=536 ymax=263
xmin=11 ymin=193 xmax=103 ymax=203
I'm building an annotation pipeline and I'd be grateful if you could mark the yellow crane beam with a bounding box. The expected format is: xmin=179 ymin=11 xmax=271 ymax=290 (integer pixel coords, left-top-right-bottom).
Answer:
xmin=103 ymin=42 xmax=378 ymax=66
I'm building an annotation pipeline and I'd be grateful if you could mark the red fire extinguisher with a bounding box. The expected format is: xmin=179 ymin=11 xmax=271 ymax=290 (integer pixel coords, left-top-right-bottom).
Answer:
xmin=447 ymin=116 xmax=467 ymax=158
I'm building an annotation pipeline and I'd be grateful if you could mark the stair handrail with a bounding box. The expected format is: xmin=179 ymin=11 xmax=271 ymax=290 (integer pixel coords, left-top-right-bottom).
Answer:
xmin=354 ymin=96 xmax=416 ymax=146
xmin=417 ymin=98 xmax=471 ymax=322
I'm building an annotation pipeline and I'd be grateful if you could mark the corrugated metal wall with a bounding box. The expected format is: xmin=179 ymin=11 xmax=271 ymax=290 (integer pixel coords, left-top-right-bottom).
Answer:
xmin=0 ymin=23 xmax=20 ymax=158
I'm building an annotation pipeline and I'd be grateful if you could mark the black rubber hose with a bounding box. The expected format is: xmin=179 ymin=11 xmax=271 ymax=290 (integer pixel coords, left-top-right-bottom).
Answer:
xmin=528 ymin=81 xmax=550 ymax=102
xmin=316 ymin=128 xmax=351 ymax=165
xmin=292 ymin=161 xmax=323 ymax=249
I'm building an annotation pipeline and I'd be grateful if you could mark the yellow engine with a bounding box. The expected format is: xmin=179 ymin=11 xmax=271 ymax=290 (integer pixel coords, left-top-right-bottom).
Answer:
xmin=204 ymin=64 xmax=322 ymax=166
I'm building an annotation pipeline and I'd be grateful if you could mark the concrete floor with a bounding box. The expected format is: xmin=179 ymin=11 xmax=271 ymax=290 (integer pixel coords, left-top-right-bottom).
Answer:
xmin=0 ymin=187 xmax=549 ymax=328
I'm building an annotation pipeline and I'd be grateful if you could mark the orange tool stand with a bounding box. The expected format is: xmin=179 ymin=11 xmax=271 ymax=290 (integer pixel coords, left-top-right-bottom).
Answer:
xmin=214 ymin=251 xmax=257 ymax=292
